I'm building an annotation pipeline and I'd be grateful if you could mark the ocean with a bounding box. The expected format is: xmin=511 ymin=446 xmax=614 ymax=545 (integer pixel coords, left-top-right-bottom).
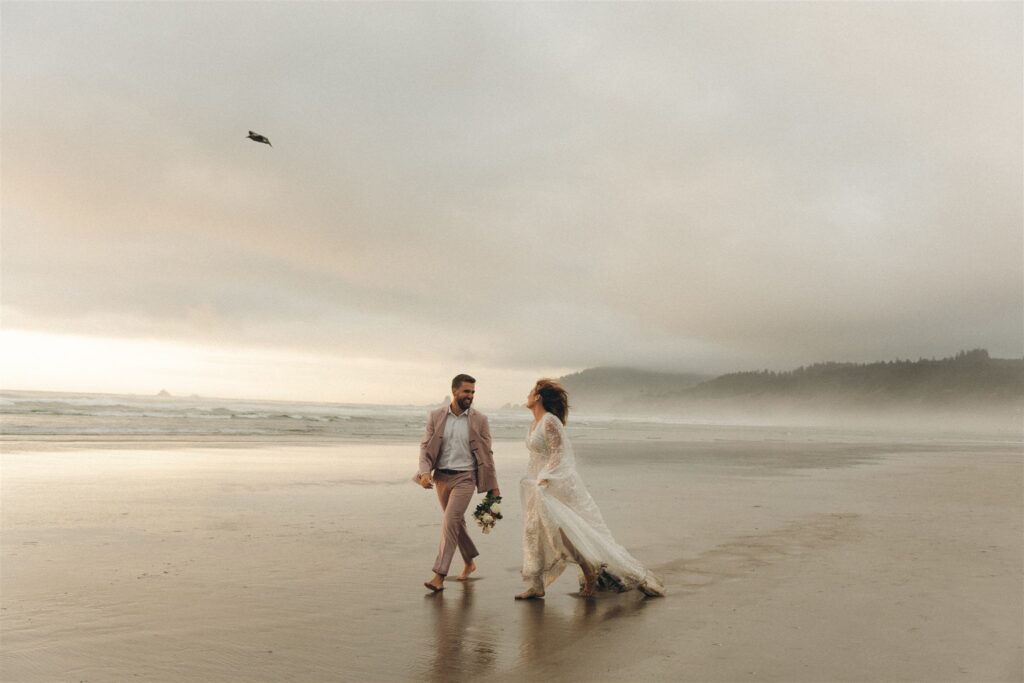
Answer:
xmin=0 ymin=390 xmax=441 ymax=439
xmin=3 ymin=389 xmax=1012 ymax=444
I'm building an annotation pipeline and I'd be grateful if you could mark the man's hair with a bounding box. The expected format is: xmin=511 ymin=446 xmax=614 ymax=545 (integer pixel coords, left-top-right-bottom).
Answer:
xmin=451 ymin=374 xmax=476 ymax=390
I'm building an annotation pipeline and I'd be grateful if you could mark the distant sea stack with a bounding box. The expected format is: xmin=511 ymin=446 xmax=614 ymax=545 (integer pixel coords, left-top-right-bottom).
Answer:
xmin=157 ymin=390 xmax=172 ymax=397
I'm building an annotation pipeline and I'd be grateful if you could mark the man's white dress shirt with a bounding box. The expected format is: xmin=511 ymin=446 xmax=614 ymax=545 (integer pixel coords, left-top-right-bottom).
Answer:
xmin=437 ymin=406 xmax=473 ymax=471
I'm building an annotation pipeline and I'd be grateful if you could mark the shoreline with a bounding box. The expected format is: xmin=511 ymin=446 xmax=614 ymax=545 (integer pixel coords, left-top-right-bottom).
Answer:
xmin=2 ymin=418 xmax=1020 ymax=454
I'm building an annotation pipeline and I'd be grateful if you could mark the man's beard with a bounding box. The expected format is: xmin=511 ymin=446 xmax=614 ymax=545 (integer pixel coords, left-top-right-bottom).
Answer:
xmin=458 ymin=397 xmax=473 ymax=410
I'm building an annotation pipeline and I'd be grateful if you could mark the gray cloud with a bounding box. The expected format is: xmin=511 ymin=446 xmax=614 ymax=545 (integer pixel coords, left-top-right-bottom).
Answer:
xmin=3 ymin=1 xmax=1021 ymax=379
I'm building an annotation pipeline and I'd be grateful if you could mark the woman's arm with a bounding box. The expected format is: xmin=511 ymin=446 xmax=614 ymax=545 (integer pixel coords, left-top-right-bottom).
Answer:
xmin=537 ymin=414 xmax=565 ymax=485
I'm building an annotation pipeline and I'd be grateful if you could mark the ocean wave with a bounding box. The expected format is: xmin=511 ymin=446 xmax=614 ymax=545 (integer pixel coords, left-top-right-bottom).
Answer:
xmin=0 ymin=425 xmax=299 ymax=436
xmin=0 ymin=390 xmax=433 ymax=437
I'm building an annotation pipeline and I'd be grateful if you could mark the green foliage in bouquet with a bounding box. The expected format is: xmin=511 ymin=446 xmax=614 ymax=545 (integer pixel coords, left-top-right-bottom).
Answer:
xmin=472 ymin=493 xmax=503 ymax=534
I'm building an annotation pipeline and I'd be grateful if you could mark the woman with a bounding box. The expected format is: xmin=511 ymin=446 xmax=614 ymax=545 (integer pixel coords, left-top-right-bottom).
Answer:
xmin=516 ymin=379 xmax=665 ymax=600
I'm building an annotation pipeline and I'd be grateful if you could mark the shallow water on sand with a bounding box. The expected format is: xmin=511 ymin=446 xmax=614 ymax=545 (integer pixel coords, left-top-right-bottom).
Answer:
xmin=2 ymin=429 xmax=1020 ymax=681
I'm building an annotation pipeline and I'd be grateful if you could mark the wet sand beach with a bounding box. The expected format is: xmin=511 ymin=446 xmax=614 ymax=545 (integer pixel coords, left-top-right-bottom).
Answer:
xmin=1 ymin=426 xmax=1021 ymax=682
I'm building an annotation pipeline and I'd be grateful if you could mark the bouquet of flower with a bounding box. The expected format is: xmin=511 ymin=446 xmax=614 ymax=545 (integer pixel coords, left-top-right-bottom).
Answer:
xmin=472 ymin=493 xmax=503 ymax=534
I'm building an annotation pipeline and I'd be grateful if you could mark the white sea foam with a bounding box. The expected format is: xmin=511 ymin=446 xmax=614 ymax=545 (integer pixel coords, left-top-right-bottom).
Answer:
xmin=0 ymin=390 xmax=431 ymax=438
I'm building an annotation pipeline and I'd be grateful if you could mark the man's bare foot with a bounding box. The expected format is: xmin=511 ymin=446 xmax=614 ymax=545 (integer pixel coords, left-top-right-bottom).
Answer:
xmin=424 ymin=574 xmax=444 ymax=592
xmin=514 ymin=587 xmax=545 ymax=600
xmin=455 ymin=561 xmax=476 ymax=581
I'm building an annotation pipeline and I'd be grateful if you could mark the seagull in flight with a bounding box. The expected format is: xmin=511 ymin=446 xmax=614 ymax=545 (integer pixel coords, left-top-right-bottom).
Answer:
xmin=246 ymin=130 xmax=272 ymax=147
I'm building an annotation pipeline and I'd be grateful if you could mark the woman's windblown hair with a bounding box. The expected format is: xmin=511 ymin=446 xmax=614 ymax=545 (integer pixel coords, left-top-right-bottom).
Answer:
xmin=535 ymin=379 xmax=570 ymax=425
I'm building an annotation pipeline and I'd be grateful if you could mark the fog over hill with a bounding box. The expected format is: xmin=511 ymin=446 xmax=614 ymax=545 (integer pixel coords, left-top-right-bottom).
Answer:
xmin=558 ymin=367 xmax=711 ymax=410
xmin=558 ymin=350 xmax=1023 ymax=427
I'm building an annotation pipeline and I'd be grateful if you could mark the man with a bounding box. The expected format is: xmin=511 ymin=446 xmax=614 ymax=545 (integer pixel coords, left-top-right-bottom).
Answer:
xmin=418 ymin=374 xmax=500 ymax=592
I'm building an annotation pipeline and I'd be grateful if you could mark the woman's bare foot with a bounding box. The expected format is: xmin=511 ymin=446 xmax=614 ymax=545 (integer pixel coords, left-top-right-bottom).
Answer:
xmin=579 ymin=566 xmax=597 ymax=597
xmin=455 ymin=561 xmax=476 ymax=581
xmin=514 ymin=587 xmax=545 ymax=600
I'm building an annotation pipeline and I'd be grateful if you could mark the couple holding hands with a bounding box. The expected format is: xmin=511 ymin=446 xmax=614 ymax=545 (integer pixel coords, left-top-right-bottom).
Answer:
xmin=417 ymin=374 xmax=664 ymax=599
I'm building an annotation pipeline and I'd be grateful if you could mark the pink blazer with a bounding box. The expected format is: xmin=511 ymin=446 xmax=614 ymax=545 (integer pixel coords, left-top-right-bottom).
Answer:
xmin=418 ymin=406 xmax=499 ymax=493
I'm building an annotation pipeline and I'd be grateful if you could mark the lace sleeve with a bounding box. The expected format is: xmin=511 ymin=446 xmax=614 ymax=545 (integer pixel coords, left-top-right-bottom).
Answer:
xmin=538 ymin=413 xmax=572 ymax=481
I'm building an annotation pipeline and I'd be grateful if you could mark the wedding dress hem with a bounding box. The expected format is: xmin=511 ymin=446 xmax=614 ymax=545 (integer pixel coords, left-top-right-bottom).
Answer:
xmin=520 ymin=412 xmax=665 ymax=598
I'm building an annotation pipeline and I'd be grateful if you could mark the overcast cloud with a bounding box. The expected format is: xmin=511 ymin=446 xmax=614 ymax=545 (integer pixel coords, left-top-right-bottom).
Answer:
xmin=2 ymin=2 xmax=1021 ymax=392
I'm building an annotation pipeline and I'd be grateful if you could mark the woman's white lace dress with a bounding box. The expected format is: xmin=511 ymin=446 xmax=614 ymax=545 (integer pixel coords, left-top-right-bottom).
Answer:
xmin=520 ymin=412 xmax=665 ymax=596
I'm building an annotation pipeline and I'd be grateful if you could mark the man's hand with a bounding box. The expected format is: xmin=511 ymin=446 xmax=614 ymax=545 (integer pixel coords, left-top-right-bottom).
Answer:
xmin=418 ymin=473 xmax=434 ymax=489
xmin=537 ymin=479 xmax=548 ymax=488
xmin=490 ymin=488 xmax=501 ymax=498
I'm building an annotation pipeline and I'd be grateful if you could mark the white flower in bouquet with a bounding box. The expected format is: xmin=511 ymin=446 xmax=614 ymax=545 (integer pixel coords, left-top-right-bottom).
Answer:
xmin=490 ymin=503 xmax=501 ymax=514
xmin=482 ymin=513 xmax=494 ymax=524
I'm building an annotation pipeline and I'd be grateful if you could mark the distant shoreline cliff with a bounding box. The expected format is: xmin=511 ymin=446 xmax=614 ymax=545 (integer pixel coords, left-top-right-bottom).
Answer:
xmin=560 ymin=350 xmax=1024 ymax=419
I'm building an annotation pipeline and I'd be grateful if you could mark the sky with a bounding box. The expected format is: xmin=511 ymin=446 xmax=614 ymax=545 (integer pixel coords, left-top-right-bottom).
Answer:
xmin=2 ymin=1 xmax=1021 ymax=406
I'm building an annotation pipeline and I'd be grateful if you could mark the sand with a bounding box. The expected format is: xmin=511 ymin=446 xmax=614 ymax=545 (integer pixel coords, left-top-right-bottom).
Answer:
xmin=1 ymin=427 xmax=1021 ymax=682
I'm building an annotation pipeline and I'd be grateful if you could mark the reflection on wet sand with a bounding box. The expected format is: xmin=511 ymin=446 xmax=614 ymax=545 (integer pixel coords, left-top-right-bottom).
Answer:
xmin=5 ymin=438 xmax=1017 ymax=682
xmin=513 ymin=590 xmax=653 ymax=678
xmin=424 ymin=581 xmax=498 ymax=682
xmin=418 ymin=575 xmax=656 ymax=682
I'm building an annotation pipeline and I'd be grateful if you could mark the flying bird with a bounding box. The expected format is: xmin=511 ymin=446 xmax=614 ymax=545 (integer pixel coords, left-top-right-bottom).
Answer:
xmin=246 ymin=130 xmax=272 ymax=147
